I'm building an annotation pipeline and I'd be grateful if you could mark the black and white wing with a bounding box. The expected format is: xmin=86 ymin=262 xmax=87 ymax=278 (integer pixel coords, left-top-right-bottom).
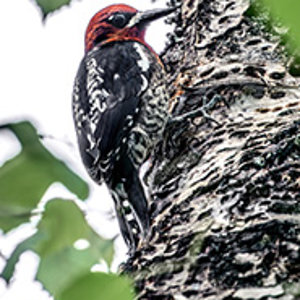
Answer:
xmin=73 ymin=42 xmax=151 ymax=184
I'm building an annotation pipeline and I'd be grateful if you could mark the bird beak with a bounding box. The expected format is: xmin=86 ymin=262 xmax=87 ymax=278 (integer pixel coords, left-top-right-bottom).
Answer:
xmin=128 ymin=6 xmax=178 ymax=28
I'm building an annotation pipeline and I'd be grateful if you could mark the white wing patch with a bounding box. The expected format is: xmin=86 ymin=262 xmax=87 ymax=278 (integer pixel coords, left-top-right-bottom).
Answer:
xmin=133 ymin=43 xmax=150 ymax=72
xmin=140 ymin=74 xmax=149 ymax=94
xmin=84 ymin=58 xmax=108 ymax=150
xmin=114 ymin=73 xmax=120 ymax=81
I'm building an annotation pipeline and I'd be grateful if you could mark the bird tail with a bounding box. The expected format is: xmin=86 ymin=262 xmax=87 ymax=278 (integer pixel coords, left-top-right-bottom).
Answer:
xmin=110 ymin=158 xmax=149 ymax=251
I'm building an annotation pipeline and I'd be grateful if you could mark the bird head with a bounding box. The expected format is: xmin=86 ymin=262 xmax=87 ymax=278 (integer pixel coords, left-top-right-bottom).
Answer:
xmin=85 ymin=4 xmax=177 ymax=53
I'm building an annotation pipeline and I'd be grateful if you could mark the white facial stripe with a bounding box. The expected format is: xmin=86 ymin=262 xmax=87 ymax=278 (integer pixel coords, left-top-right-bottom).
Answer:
xmin=127 ymin=13 xmax=142 ymax=28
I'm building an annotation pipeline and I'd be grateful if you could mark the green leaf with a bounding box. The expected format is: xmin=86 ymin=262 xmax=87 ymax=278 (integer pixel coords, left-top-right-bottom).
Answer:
xmin=260 ymin=0 xmax=300 ymax=49
xmin=1 ymin=199 xmax=114 ymax=297
xmin=34 ymin=0 xmax=72 ymax=19
xmin=58 ymin=273 xmax=135 ymax=300
xmin=0 ymin=121 xmax=89 ymax=232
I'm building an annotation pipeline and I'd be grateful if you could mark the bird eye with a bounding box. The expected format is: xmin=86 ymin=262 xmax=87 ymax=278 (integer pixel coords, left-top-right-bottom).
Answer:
xmin=108 ymin=14 xmax=128 ymax=28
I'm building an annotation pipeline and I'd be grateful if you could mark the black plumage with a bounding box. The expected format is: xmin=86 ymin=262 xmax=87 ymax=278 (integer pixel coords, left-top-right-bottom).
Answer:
xmin=73 ymin=41 xmax=168 ymax=249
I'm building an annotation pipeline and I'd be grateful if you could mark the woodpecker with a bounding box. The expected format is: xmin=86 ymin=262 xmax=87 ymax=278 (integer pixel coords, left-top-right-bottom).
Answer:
xmin=72 ymin=4 xmax=175 ymax=251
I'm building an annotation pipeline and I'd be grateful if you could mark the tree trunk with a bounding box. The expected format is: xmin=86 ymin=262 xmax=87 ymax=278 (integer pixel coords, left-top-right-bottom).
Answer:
xmin=125 ymin=0 xmax=300 ymax=299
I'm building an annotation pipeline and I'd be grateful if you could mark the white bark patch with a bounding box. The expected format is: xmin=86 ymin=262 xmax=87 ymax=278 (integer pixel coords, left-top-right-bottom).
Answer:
xmin=233 ymin=285 xmax=284 ymax=299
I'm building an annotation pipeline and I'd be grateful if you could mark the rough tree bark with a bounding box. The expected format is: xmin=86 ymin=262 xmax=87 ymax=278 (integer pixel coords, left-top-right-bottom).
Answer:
xmin=125 ymin=0 xmax=300 ymax=299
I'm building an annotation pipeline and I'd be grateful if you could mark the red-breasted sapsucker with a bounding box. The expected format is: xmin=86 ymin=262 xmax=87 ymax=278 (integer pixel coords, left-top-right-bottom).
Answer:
xmin=72 ymin=4 xmax=175 ymax=251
